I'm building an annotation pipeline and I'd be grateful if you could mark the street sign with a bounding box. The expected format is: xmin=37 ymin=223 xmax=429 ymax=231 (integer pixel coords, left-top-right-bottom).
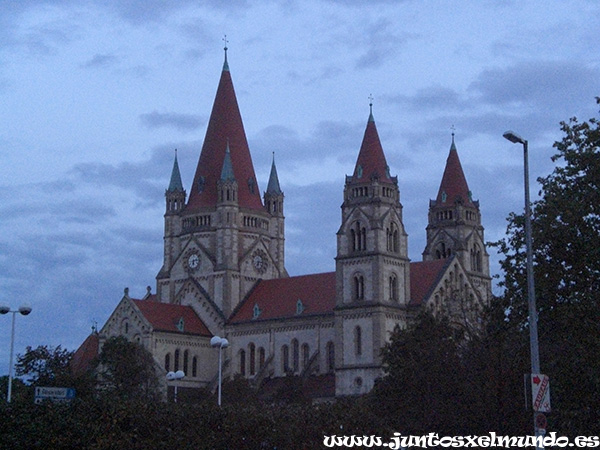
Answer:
xmin=531 ymin=374 xmax=551 ymax=413
xmin=34 ymin=386 xmax=76 ymax=404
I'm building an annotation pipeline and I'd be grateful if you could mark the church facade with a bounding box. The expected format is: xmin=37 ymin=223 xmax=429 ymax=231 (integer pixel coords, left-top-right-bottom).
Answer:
xmin=74 ymin=49 xmax=491 ymax=399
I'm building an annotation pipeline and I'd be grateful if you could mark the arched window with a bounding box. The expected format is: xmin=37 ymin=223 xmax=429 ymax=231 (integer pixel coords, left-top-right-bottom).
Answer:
xmin=354 ymin=275 xmax=365 ymax=300
xmin=192 ymin=356 xmax=198 ymax=378
xmin=355 ymin=326 xmax=362 ymax=356
xmin=249 ymin=343 xmax=256 ymax=376
xmin=282 ymin=345 xmax=289 ymax=372
xmin=259 ymin=347 xmax=266 ymax=369
xmin=302 ymin=343 xmax=310 ymax=369
xmin=164 ymin=353 xmax=171 ymax=372
xmin=174 ymin=349 xmax=180 ymax=372
xmin=183 ymin=349 xmax=189 ymax=375
xmin=387 ymin=223 xmax=400 ymax=253
xmin=351 ymin=221 xmax=367 ymax=251
xmin=292 ymin=339 xmax=299 ymax=373
xmin=240 ymin=350 xmax=246 ymax=376
xmin=326 ymin=341 xmax=335 ymax=372
xmin=389 ymin=274 xmax=398 ymax=302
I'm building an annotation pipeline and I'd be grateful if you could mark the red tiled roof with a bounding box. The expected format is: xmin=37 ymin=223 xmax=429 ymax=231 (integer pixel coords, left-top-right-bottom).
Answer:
xmin=435 ymin=140 xmax=473 ymax=206
xmin=71 ymin=332 xmax=99 ymax=376
xmin=351 ymin=114 xmax=395 ymax=185
xmin=229 ymin=272 xmax=336 ymax=323
xmin=186 ymin=62 xmax=264 ymax=211
xmin=409 ymin=258 xmax=451 ymax=306
xmin=133 ymin=297 xmax=212 ymax=336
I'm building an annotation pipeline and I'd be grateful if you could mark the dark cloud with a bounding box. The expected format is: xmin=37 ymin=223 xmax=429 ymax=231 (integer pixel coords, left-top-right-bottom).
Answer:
xmin=385 ymin=86 xmax=467 ymax=112
xmin=470 ymin=61 xmax=600 ymax=111
xmin=140 ymin=111 xmax=205 ymax=132
xmin=81 ymin=53 xmax=118 ymax=69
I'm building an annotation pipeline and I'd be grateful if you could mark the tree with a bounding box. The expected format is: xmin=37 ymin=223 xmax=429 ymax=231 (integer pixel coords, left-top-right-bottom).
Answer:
xmin=93 ymin=336 xmax=160 ymax=400
xmin=369 ymin=313 xmax=474 ymax=434
xmin=15 ymin=345 xmax=73 ymax=386
xmin=492 ymin=98 xmax=600 ymax=434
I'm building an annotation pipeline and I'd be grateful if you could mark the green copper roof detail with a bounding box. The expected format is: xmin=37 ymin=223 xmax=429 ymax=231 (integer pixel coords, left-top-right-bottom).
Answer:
xmin=266 ymin=153 xmax=282 ymax=195
xmin=220 ymin=142 xmax=235 ymax=181
xmin=222 ymin=36 xmax=230 ymax=72
xmin=168 ymin=150 xmax=184 ymax=192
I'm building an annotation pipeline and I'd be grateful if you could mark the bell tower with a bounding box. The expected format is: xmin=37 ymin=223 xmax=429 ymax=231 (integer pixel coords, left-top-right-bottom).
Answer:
xmin=334 ymin=105 xmax=410 ymax=396
xmin=422 ymin=134 xmax=491 ymax=301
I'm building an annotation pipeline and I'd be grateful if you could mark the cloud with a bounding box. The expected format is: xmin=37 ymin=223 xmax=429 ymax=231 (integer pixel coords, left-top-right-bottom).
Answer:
xmin=385 ymin=86 xmax=467 ymax=112
xmin=81 ymin=53 xmax=118 ymax=69
xmin=470 ymin=61 xmax=600 ymax=112
xmin=140 ymin=111 xmax=205 ymax=132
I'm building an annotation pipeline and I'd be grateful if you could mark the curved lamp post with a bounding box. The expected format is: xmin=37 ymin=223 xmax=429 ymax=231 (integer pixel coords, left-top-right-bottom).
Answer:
xmin=0 ymin=304 xmax=32 ymax=403
xmin=166 ymin=369 xmax=185 ymax=403
xmin=503 ymin=131 xmax=542 ymax=438
xmin=210 ymin=336 xmax=229 ymax=406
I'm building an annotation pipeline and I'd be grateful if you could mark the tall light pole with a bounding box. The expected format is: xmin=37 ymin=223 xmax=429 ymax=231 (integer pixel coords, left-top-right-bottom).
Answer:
xmin=503 ymin=131 xmax=542 ymax=435
xmin=210 ymin=336 xmax=229 ymax=407
xmin=0 ymin=304 xmax=32 ymax=403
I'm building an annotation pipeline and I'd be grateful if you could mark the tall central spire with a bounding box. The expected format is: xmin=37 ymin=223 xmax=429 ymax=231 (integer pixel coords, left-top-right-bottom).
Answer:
xmin=186 ymin=47 xmax=263 ymax=211
xmin=435 ymin=133 xmax=473 ymax=206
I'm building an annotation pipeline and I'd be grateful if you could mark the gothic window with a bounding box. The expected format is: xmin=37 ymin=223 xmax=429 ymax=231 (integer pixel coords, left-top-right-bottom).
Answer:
xmin=389 ymin=274 xmax=398 ymax=302
xmin=164 ymin=353 xmax=171 ymax=372
xmin=282 ymin=345 xmax=289 ymax=372
xmin=302 ymin=343 xmax=310 ymax=369
xmin=354 ymin=275 xmax=365 ymax=300
xmin=354 ymin=326 xmax=362 ymax=356
xmin=174 ymin=349 xmax=180 ymax=372
xmin=192 ymin=356 xmax=198 ymax=378
xmin=386 ymin=222 xmax=399 ymax=252
xmin=292 ymin=339 xmax=299 ymax=373
xmin=259 ymin=347 xmax=265 ymax=370
xmin=326 ymin=341 xmax=335 ymax=372
xmin=240 ymin=349 xmax=246 ymax=376
xmin=436 ymin=242 xmax=451 ymax=259
xmin=471 ymin=244 xmax=482 ymax=272
xmin=351 ymin=221 xmax=367 ymax=251
xmin=249 ymin=343 xmax=256 ymax=376
xmin=183 ymin=349 xmax=189 ymax=375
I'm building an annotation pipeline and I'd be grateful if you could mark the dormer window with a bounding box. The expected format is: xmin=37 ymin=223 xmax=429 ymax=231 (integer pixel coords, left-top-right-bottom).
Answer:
xmin=252 ymin=303 xmax=261 ymax=319
xmin=197 ymin=176 xmax=206 ymax=193
xmin=356 ymin=165 xmax=363 ymax=178
xmin=176 ymin=317 xmax=184 ymax=332
xmin=441 ymin=191 xmax=447 ymax=203
xmin=296 ymin=299 xmax=305 ymax=315
xmin=248 ymin=177 xmax=255 ymax=194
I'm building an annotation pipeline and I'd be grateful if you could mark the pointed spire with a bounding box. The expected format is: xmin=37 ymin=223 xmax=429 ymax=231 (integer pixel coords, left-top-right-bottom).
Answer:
xmin=187 ymin=48 xmax=263 ymax=211
xmin=220 ymin=141 xmax=235 ymax=181
xmin=368 ymin=94 xmax=374 ymax=123
xmin=266 ymin=152 xmax=282 ymax=195
xmin=222 ymin=35 xmax=229 ymax=72
xmin=351 ymin=104 xmax=393 ymax=184
xmin=435 ymin=134 xmax=473 ymax=205
xmin=167 ymin=149 xmax=184 ymax=192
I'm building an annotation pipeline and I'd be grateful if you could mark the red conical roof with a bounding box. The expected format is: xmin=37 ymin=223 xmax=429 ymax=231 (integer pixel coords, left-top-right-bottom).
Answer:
xmin=435 ymin=137 xmax=473 ymax=205
xmin=352 ymin=112 xmax=394 ymax=184
xmin=186 ymin=58 xmax=263 ymax=211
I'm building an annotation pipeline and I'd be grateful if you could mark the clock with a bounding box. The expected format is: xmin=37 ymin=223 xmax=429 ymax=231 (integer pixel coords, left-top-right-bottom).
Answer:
xmin=251 ymin=250 xmax=268 ymax=274
xmin=185 ymin=251 xmax=200 ymax=272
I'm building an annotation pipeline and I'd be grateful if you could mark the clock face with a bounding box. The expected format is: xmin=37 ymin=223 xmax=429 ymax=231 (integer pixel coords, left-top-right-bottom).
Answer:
xmin=186 ymin=252 xmax=200 ymax=271
xmin=251 ymin=250 xmax=268 ymax=274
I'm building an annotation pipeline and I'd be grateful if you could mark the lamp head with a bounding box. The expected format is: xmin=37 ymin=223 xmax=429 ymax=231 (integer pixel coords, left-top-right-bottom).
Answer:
xmin=166 ymin=371 xmax=176 ymax=381
xmin=19 ymin=304 xmax=32 ymax=316
xmin=0 ymin=305 xmax=9 ymax=315
xmin=503 ymin=131 xmax=526 ymax=145
xmin=174 ymin=370 xmax=185 ymax=379
xmin=210 ymin=336 xmax=222 ymax=348
xmin=220 ymin=338 xmax=229 ymax=348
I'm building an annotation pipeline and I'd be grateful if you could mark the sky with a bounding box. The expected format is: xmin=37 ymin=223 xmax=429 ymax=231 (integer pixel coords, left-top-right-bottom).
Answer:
xmin=0 ymin=0 xmax=599 ymax=376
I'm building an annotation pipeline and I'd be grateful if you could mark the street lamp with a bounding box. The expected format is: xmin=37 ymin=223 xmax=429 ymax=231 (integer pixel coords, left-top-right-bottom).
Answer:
xmin=166 ymin=370 xmax=185 ymax=403
xmin=0 ymin=304 xmax=32 ymax=403
xmin=210 ymin=335 xmax=229 ymax=406
xmin=503 ymin=130 xmax=542 ymax=435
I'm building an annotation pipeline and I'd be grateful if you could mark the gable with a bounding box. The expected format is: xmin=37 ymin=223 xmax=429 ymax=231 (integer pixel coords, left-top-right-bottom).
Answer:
xmin=133 ymin=296 xmax=212 ymax=336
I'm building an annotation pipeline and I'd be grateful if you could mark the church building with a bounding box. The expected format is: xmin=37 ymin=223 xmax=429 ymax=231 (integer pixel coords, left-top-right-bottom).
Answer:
xmin=73 ymin=47 xmax=491 ymax=399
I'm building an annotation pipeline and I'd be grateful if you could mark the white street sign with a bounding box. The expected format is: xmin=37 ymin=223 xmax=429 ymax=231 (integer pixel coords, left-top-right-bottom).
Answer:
xmin=531 ymin=374 xmax=551 ymax=413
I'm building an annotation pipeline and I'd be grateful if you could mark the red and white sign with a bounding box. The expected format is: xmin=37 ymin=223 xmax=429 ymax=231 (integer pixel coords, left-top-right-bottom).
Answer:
xmin=531 ymin=374 xmax=551 ymax=413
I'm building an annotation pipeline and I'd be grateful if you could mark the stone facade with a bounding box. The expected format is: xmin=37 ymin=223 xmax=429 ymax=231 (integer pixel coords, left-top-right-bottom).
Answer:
xmin=81 ymin=50 xmax=492 ymax=400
